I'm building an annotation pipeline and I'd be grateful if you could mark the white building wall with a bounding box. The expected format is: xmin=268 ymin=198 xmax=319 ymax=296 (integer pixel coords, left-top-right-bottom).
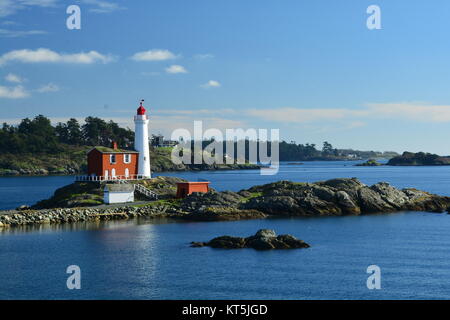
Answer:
xmin=104 ymin=191 xmax=134 ymax=204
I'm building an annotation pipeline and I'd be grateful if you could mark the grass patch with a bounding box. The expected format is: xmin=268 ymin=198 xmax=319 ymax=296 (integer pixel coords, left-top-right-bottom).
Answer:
xmin=240 ymin=192 xmax=263 ymax=203
xmin=132 ymin=198 xmax=181 ymax=208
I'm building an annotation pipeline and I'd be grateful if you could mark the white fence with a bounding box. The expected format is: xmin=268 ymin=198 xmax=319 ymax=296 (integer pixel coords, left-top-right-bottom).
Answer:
xmin=75 ymin=174 xmax=149 ymax=182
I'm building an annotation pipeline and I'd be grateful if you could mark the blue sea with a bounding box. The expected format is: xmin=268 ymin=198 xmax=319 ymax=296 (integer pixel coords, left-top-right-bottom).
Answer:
xmin=1 ymin=161 xmax=450 ymax=299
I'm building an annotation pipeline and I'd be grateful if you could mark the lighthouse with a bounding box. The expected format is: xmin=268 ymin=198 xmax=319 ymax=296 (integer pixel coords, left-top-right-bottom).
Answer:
xmin=134 ymin=100 xmax=151 ymax=178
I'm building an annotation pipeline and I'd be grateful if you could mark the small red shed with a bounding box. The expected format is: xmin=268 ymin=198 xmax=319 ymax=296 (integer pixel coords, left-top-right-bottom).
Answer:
xmin=176 ymin=182 xmax=210 ymax=198
xmin=87 ymin=143 xmax=139 ymax=180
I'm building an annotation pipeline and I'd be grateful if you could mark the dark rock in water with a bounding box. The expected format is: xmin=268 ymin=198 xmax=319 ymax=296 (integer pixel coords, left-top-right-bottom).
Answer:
xmin=191 ymin=229 xmax=310 ymax=250
xmin=208 ymin=236 xmax=247 ymax=249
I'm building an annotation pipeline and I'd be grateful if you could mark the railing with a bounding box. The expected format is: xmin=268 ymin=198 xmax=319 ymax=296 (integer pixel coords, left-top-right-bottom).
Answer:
xmin=115 ymin=179 xmax=158 ymax=200
xmin=75 ymin=175 xmax=158 ymax=200
xmin=133 ymin=183 xmax=158 ymax=200
xmin=75 ymin=174 xmax=149 ymax=182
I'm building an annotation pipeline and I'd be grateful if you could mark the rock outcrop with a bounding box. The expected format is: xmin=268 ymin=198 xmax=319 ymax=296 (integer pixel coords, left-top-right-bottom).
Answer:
xmin=355 ymin=159 xmax=383 ymax=166
xmin=387 ymin=152 xmax=450 ymax=166
xmin=191 ymin=229 xmax=310 ymax=250
xmin=179 ymin=178 xmax=450 ymax=220
xmin=2 ymin=178 xmax=450 ymax=228
xmin=32 ymin=176 xmax=187 ymax=209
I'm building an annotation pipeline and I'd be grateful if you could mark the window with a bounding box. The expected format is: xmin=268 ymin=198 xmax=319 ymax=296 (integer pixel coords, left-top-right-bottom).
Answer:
xmin=110 ymin=154 xmax=116 ymax=164
xmin=124 ymin=154 xmax=131 ymax=164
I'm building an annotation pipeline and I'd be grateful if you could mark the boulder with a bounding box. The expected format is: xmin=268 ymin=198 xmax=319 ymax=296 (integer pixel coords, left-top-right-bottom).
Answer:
xmin=357 ymin=186 xmax=394 ymax=213
xmin=335 ymin=191 xmax=360 ymax=215
xmin=191 ymin=229 xmax=310 ymax=250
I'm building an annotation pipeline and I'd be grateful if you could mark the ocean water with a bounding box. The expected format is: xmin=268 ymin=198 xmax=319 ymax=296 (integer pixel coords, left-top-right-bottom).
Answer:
xmin=1 ymin=161 xmax=450 ymax=299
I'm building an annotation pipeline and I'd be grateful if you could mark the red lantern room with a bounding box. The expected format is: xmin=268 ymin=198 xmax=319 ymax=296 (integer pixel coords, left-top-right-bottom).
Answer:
xmin=137 ymin=99 xmax=146 ymax=115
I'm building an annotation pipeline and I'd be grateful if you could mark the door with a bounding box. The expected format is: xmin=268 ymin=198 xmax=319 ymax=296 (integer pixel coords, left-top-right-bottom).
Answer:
xmin=104 ymin=170 xmax=109 ymax=180
xmin=125 ymin=168 xmax=130 ymax=178
xmin=111 ymin=168 xmax=116 ymax=178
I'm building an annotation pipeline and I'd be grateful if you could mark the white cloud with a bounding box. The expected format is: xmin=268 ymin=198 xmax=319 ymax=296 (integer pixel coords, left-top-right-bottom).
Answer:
xmin=200 ymin=80 xmax=221 ymax=88
xmin=131 ymin=49 xmax=177 ymax=62
xmin=165 ymin=65 xmax=187 ymax=74
xmin=0 ymin=28 xmax=47 ymax=37
xmin=0 ymin=48 xmax=116 ymax=66
xmin=246 ymin=107 xmax=357 ymax=123
xmin=36 ymin=83 xmax=59 ymax=93
xmin=81 ymin=0 xmax=125 ymax=13
xmin=194 ymin=53 xmax=214 ymax=59
xmin=141 ymin=71 xmax=160 ymax=76
xmin=149 ymin=115 xmax=246 ymax=137
xmin=0 ymin=0 xmax=57 ymax=17
xmin=0 ymin=85 xmax=29 ymax=99
xmin=1 ymin=21 xmax=17 ymax=26
xmin=5 ymin=73 xmax=23 ymax=83
xmin=365 ymin=102 xmax=450 ymax=122
xmin=246 ymin=102 xmax=450 ymax=124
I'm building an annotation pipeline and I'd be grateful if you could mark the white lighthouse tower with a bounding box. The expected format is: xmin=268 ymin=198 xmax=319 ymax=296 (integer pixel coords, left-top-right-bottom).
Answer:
xmin=134 ymin=99 xmax=151 ymax=178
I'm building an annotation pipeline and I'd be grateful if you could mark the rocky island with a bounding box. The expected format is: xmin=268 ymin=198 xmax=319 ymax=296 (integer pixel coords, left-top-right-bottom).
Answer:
xmin=191 ymin=229 xmax=310 ymax=250
xmin=387 ymin=152 xmax=450 ymax=166
xmin=1 ymin=177 xmax=450 ymax=228
xmin=355 ymin=159 xmax=383 ymax=166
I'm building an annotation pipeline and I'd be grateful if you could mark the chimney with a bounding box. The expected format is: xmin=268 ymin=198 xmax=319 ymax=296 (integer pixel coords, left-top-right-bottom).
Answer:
xmin=112 ymin=141 xmax=118 ymax=150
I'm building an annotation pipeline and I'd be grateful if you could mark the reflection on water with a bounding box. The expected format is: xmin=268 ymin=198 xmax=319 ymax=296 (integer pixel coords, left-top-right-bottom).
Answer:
xmin=0 ymin=218 xmax=174 ymax=235
xmin=1 ymin=212 xmax=450 ymax=299
xmin=2 ymin=163 xmax=450 ymax=299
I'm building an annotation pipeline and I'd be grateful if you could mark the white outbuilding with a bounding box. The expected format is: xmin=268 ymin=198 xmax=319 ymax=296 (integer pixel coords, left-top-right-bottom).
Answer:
xmin=103 ymin=184 xmax=134 ymax=204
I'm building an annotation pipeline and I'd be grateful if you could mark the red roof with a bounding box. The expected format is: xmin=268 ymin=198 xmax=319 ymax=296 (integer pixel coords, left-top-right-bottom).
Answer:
xmin=137 ymin=100 xmax=146 ymax=115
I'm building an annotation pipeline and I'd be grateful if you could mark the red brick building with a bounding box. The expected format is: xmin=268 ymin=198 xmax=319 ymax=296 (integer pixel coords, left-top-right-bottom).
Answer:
xmin=87 ymin=142 xmax=139 ymax=180
xmin=176 ymin=182 xmax=210 ymax=198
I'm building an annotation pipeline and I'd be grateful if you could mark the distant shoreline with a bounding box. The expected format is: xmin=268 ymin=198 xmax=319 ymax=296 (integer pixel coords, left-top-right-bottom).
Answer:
xmin=0 ymin=163 xmax=261 ymax=177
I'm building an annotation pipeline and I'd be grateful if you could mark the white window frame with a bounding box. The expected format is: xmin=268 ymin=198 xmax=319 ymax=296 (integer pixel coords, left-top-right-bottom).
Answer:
xmin=124 ymin=154 xmax=131 ymax=164
xmin=110 ymin=154 xmax=116 ymax=164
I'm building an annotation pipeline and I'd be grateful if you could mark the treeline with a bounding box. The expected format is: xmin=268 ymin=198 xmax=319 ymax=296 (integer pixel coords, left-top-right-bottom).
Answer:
xmin=272 ymin=141 xmax=397 ymax=160
xmin=0 ymin=115 xmax=395 ymax=160
xmin=0 ymin=115 xmax=134 ymax=154
xmin=195 ymin=140 xmax=388 ymax=161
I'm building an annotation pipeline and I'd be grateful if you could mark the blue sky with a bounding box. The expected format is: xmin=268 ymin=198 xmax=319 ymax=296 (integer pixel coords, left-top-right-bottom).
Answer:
xmin=1 ymin=0 xmax=450 ymax=154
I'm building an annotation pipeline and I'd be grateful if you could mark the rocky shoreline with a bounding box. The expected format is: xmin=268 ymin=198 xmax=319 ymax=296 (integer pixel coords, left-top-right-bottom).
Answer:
xmin=2 ymin=178 xmax=450 ymax=229
xmin=0 ymin=203 xmax=179 ymax=228
xmin=0 ymin=163 xmax=261 ymax=177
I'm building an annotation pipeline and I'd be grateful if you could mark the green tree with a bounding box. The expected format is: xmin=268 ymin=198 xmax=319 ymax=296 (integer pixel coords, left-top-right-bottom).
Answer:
xmin=66 ymin=118 xmax=83 ymax=145
xmin=322 ymin=141 xmax=334 ymax=156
